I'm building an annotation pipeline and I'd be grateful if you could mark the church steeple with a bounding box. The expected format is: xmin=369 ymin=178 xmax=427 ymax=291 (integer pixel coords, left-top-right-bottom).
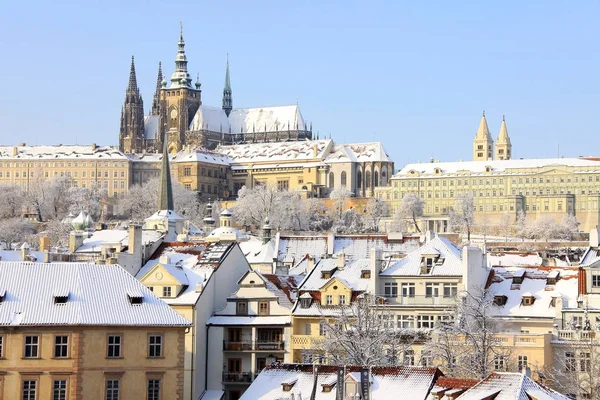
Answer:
xmin=473 ymin=111 xmax=494 ymax=161
xmin=158 ymin=139 xmax=174 ymax=211
xmin=170 ymin=22 xmax=191 ymax=88
xmin=222 ymin=55 xmax=233 ymax=117
xmin=151 ymin=62 xmax=163 ymax=116
xmin=119 ymin=56 xmax=144 ymax=154
xmin=495 ymin=115 xmax=512 ymax=160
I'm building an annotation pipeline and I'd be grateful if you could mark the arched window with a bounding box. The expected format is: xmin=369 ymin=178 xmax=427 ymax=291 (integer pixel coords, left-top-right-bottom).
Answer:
xmin=329 ymin=172 xmax=335 ymax=188
xmin=341 ymin=171 xmax=347 ymax=187
xmin=357 ymin=170 xmax=362 ymax=188
xmin=374 ymin=171 xmax=379 ymax=187
xmin=366 ymin=171 xmax=371 ymax=189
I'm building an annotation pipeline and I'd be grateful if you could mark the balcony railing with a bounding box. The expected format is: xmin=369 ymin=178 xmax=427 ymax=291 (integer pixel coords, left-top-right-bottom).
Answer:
xmin=223 ymin=340 xmax=285 ymax=351
xmin=377 ymin=294 xmax=456 ymax=306
xmin=222 ymin=372 xmax=256 ymax=383
xmin=556 ymin=330 xmax=597 ymax=341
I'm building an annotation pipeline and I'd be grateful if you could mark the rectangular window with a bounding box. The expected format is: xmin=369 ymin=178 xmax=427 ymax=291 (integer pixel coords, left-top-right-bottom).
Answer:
xmin=401 ymin=283 xmax=415 ymax=297
xmin=184 ymin=167 xmax=191 ymax=176
xmin=304 ymin=323 xmax=312 ymax=335
xmin=162 ymin=286 xmax=172 ymax=297
xmin=277 ymin=180 xmax=289 ymax=191
xmin=148 ymin=335 xmax=163 ymax=358
xmin=147 ymin=379 xmax=160 ymax=400
xmin=443 ymin=284 xmax=458 ymax=297
xmin=565 ymin=351 xmax=576 ymax=372
xmin=106 ymin=379 xmax=120 ymax=400
xmin=0 ymin=335 xmax=3 ymax=358
xmin=592 ymin=274 xmax=600 ymax=288
xmin=236 ymin=301 xmax=248 ymax=315
xmin=580 ymin=351 xmax=591 ymax=372
xmin=339 ymin=295 xmax=346 ymax=305
xmin=24 ymin=335 xmax=39 ymax=358
xmin=398 ymin=315 xmax=414 ymax=329
xmin=107 ymin=335 xmax=122 ymax=358
xmin=22 ymin=380 xmax=37 ymax=400
xmin=417 ymin=315 xmax=434 ymax=329
xmin=326 ymin=295 xmax=333 ymax=305
xmin=494 ymin=355 xmax=505 ymax=371
xmin=404 ymin=350 xmax=414 ymax=366
xmin=425 ymin=283 xmax=440 ymax=297
xmin=53 ymin=379 xmax=67 ymax=400
xmin=258 ymin=302 xmax=270 ymax=316
xmin=517 ymin=355 xmax=528 ymax=371
xmin=384 ymin=282 xmax=398 ymax=298
xmin=54 ymin=335 xmax=69 ymax=358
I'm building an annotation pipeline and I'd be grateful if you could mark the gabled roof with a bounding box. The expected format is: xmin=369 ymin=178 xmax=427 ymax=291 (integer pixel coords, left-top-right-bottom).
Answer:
xmin=380 ymin=236 xmax=462 ymax=276
xmin=325 ymin=142 xmax=392 ymax=163
xmin=0 ymin=263 xmax=191 ymax=327
xmin=76 ymin=229 xmax=163 ymax=253
xmin=229 ymin=105 xmax=307 ymax=133
xmin=299 ymin=258 xmax=371 ymax=291
xmin=262 ymin=274 xmax=303 ymax=309
xmin=456 ymin=372 xmax=571 ymax=400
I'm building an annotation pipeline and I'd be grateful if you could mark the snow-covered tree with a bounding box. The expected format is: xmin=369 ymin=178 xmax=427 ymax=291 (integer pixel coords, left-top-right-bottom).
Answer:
xmin=314 ymin=293 xmax=417 ymax=366
xmin=330 ymin=187 xmax=353 ymax=220
xmin=0 ymin=218 xmax=36 ymax=248
xmin=0 ymin=184 xmax=24 ymax=218
xmin=365 ymin=197 xmax=389 ymax=232
xmin=307 ymin=198 xmax=334 ymax=232
xmin=515 ymin=210 xmax=529 ymax=241
xmin=233 ymin=184 xmax=279 ymax=230
xmin=559 ymin=214 xmax=580 ymax=240
xmin=276 ymin=191 xmax=309 ymax=231
xmin=449 ymin=192 xmax=475 ymax=241
xmin=497 ymin=212 xmax=514 ymax=242
xmin=332 ymin=207 xmax=365 ymax=234
xmin=67 ymin=186 xmax=108 ymax=220
xmin=398 ymin=193 xmax=424 ymax=233
xmin=426 ymin=286 xmax=513 ymax=379
xmin=389 ymin=208 xmax=407 ymax=233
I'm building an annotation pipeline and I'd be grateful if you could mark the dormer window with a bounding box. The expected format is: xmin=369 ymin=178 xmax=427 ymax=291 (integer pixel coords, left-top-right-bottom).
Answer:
xmin=322 ymin=383 xmax=334 ymax=393
xmin=281 ymin=378 xmax=297 ymax=392
xmin=493 ymin=295 xmax=508 ymax=306
xmin=513 ymin=276 xmax=523 ymax=285
xmin=236 ymin=301 xmax=248 ymax=315
xmin=361 ymin=270 xmax=371 ymax=279
xmin=421 ymin=257 xmax=436 ymax=274
xmin=0 ymin=289 xmax=5 ymax=303
xmin=547 ymin=270 xmax=560 ymax=285
xmin=54 ymin=295 xmax=69 ymax=305
xmin=127 ymin=291 xmax=143 ymax=305
xmin=522 ymin=294 xmax=535 ymax=306
xmin=299 ymin=294 xmax=313 ymax=309
xmin=321 ymin=271 xmax=332 ymax=279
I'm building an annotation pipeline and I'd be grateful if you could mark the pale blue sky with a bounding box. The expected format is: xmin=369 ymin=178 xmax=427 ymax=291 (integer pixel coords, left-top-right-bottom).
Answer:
xmin=0 ymin=1 xmax=598 ymax=165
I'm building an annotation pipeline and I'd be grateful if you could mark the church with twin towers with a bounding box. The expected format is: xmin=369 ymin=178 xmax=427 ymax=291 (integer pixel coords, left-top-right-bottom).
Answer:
xmin=119 ymin=25 xmax=313 ymax=154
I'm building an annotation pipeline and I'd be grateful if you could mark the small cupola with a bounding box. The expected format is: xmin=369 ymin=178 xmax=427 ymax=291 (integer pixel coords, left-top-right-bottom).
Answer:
xmin=220 ymin=208 xmax=233 ymax=227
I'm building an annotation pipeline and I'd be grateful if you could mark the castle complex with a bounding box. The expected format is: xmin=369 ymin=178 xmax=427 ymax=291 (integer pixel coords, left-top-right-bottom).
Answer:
xmin=119 ymin=25 xmax=312 ymax=154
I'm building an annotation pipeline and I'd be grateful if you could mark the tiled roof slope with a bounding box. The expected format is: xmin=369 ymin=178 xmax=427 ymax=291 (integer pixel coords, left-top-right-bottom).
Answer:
xmin=0 ymin=262 xmax=191 ymax=327
xmin=333 ymin=236 xmax=419 ymax=258
xmin=241 ymin=364 xmax=440 ymax=400
xmin=380 ymin=236 xmax=462 ymax=276
xmin=456 ymin=372 xmax=571 ymax=400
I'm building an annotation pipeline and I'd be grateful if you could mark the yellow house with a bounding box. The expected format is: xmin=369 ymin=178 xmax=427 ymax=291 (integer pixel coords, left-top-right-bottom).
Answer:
xmin=0 ymin=262 xmax=191 ymax=400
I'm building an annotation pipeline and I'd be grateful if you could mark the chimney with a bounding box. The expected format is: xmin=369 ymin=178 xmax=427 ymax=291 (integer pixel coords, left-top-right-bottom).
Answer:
xmin=159 ymin=254 xmax=172 ymax=265
xmin=369 ymin=247 xmax=382 ymax=294
xmin=522 ymin=366 xmax=531 ymax=377
xmin=337 ymin=253 xmax=345 ymax=269
xmin=19 ymin=142 xmax=26 ymax=147
xmin=462 ymin=246 xmax=485 ymax=294
xmin=39 ymin=236 xmax=51 ymax=252
xmin=20 ymin=242 xmax=30 ymax=261
xmin=590 ymin=226 xmax=599 ymax=247
xmin=307 ymin=256 xmax=316 ymax=274
xmin=12 ymin=147 xmax=18 ymax=156
xmin=91 ymin=143 xmax=97 ymax=151
xmin=43 ymin=251 xmax=50 ymax=263
xmin=68 ymin=232 xmax=85 ymax=253
xmin=128 ymin=223 xmax=142 ymax=255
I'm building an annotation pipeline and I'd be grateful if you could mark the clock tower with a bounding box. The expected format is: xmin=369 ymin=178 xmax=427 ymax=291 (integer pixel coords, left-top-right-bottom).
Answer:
xmin=157 ymin=23 xmax=201 ymax=153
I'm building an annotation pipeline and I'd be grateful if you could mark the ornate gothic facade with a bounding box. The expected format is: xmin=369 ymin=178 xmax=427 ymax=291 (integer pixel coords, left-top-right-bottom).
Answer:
xmin=119 ymin=26 xmax=313 ymax=154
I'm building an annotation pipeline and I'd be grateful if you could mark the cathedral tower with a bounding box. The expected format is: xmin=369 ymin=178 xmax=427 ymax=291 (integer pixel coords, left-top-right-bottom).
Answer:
xmin=495 ymin=115 xmax=512 ymax=160
xmin=473 ymin=111 xmax=494 ymax=161
xmin=222 ymin=55 xmax=233 ymax=117
xmin=151 ymin=62 xmax=163 ymax=116
xmin=119 ymin=56 xmax=145 ymax=153
xmin=159 ymin=23 xmax=202 ymax=153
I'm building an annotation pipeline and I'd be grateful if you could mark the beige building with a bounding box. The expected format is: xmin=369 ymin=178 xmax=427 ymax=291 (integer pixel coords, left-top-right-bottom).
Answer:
xmin=0 ymin=262 xmax=190 ymax=400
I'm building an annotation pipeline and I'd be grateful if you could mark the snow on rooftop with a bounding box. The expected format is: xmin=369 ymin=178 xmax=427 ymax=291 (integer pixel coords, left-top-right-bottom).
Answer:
xmin=171 ymin=149 xmax=230 ymax=165
xmin=455 ymin=372 xmax=571 ymax=400
xmin=0 ymin=262 xmax=191 ymax=327
xmin=278 ymin=236 xmax=328 ymax=262
xmin=380 ymin=236 xmax=463 ymax=276
xmin=333 ymin=236 xmax=419 ymax=258
xmin=218 ymin=139 xmax=331 ymax=164
xmin=76 ymin=229 xmax=163 ymax=253
xmin=396 ymin=157 xmax=600 ymax=177
xmin=144 ymin=115 xmax=159 ymax=140
xmin=239 ymin=236 xmax=276 ymax=266
xmin=0 ymin=145 xmax=128 ymax=160
xmin=325 ymin=142 xmax=392 ymax=163
xmin=300 ymin=258 xmax=371 ymax=292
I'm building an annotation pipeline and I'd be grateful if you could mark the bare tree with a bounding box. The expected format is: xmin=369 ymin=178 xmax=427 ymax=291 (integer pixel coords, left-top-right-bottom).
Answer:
xmin=449 ymin=192 xmax=475 ymax=241
xmin=307 ymin=198 xmax=333 ymax=232
xmin=314 ymin=293 xmax=416 ymax=366
xmin=0 ymin=184 xmax=24 ymax=218
xmin=332 ymin=207 xmax=365 ymax=234
xmin=365 ymin=197 xmax=389 ymax=232
xmin=330 ymin=187 xmax=353 ymax=220
xmin=0 ymin=218 xmax=36 ymax=248
xmin=497 ymin=212 xmax=514 ymax=242
xmin=426 ymin=287 xmax=513 ymax=379
xmin=389 ymin=208 xmax=407 ymax=233
xmin=398 ymin=193 xmax=424 ymax=233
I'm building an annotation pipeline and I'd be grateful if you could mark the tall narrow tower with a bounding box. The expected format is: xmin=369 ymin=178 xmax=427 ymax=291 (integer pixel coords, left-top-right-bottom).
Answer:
xmin=151 ymin=62 xmax=163 ymax=116
xmin=472 ymin=111 xmax=494 ymax=161
xmin=495 ymin=115 xmax=512 ymax=160
xmin=158 ymin=139 xmax=174 ymax=212
xmin=222 ymin=55 xmax=233 ymax=117
xmin=119 ymin=56 xmax=145 ymax=153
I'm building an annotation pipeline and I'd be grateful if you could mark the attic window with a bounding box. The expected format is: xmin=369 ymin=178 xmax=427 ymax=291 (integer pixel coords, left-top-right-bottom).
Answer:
xmin=322 ymin=384 xmax=335 ymax=393
xmin=522 ymin=295 xmax=535 ymax=306
xmin=0 ymin=289 xmax=5 ymax=303
xmin=127 ymin=289 xmax=144 ymax=305
xmin=321 ymin=271 xmax=332 ymax=279
xmin=281 ymin=378 xmax=297 ymax=392
xmin=361 ymin=270 xmax=371 ymax=279
xmin=493 ymin=295 xmax=508 ymax=306
xmin=513 ymin=276 xmax=524 ymax=285
xmin=547 ymin=271 xmax=560 ymax=285
xmin=300 ymin=295 xmax=312 ymax=309
xmin=54 ymin=295 xmax=69 ymax=305
xmin=421 ymin=257 xmax=435 ymax=274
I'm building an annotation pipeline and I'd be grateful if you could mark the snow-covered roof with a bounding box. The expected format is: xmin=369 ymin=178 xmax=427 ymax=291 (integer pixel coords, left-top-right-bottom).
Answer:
xmin=144 ymin=115 xmax=159 ymax=140
xmin=145 ymin=209 xmax=184 ymax=222
xmin=189 ymin=105 xmax=231 ymax=132
xmin=0 ymin=262 xmax=191 ymax=327
xmin=455 ymin=372 xmax=571 ymax=400
xmin=229 ymin=105 xmax=306 ymax=133
xmin=0 ymin=145 xmax=128 ymax=160
xmin=171 ymin=148 xmax=231 ymax=165
xmin=262 ymin=274 xmax=304 ymax=309
xmin=489 ymin=266 xmax=579 ymax=318
xmin=240 ymin=236 xmax=277 ymax=266
xmin=396 ymin=158 xmax=600 ymax=177
xmin=300 ymin=258 xmax=371 ymax=291
xmin=206 ymin=315 xmax=291 ymax=326
xmin=325 ymin=142 xmax=392 ymax=163
xmin=278 ymin=236 xmax=328 ymax=262
xmin=580 ymin=246 xmax=600 ymax=267
xmin=217 ymin=139 xmax=331 ymax=164
xmin=334 ymin=236 xmax=419 ymax=258
xmin=205 ymin=226 xmax=247 ymax=242
xmin=0 ymin=250 xmax=45 ymax=262
xmin=76 ymin=229 xmax=163 ymax=253
xmin=241 ymin=365 xmax=440 ymax=400
xmin=380 ymin=236 xmax=463 ymax=276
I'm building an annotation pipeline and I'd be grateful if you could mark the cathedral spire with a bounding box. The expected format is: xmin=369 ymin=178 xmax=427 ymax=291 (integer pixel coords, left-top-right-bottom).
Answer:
xmin=151 ymin=62 xmax=163 ymax=115
xmin=474 ymin=111 xmax=493 ymax=141
xmin=495 ymin=115 xmax=512 ymax=160
xmin=170 ymin=22 xmax=191 ymax=88
xmin=127 ymin=56 xmax=139 ymax=93
xmin=222 ymin=54 xmax=233 ymax=117
xmin=158 ymin=140 xmax=174 ymax=211
xmin=473 ymin=111 xmax=494 ymax=161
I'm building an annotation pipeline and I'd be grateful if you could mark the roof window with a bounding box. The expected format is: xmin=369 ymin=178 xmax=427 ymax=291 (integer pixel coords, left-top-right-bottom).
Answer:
xmin=493 ymin=295 xmax=508 ymax=306
xmin=0 ymin=289 xmax=5 ymax=303
xmin=127 ymin=289 xmax=144 ymax=305
xmin=521 ymin=293 xmax=535 ymax=306
xmin=281 ymin=378 xmax=298 ymax=392
xmin=53 ymin=289 xmax=69 ymax=305
xmin=361 ymin=270 xmax=371 ymax=279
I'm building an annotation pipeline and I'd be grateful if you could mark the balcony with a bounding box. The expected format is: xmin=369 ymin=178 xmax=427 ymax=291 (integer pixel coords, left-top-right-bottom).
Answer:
xmin=377 ymin=295 xmax=456 ymax=307
xmin=223 ymin=340 xmax=285 ymax=351
xmin=291 ymin=335 xmax=325 ymax=350
xmin=556 ymin=330 xmax=597 ymax=341
xmin=222 ymin=372 xmax=256 ymax=384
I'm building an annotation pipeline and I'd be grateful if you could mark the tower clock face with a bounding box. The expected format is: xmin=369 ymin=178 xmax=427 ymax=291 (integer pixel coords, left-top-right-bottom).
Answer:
xmin=170 ymin=108 xmax=178 ymax=119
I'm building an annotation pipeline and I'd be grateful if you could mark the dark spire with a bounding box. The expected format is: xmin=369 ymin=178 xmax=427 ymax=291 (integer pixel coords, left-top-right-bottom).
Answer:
xmin=222 ymin=54 xmax=233 ymax=117
xmin=127 ymin=56 xmax=139 ymax=93
xmin=151 ymin=62 xmax=163 ymax=116
xmin=158 ymin=140 xmax=174 ymax=211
